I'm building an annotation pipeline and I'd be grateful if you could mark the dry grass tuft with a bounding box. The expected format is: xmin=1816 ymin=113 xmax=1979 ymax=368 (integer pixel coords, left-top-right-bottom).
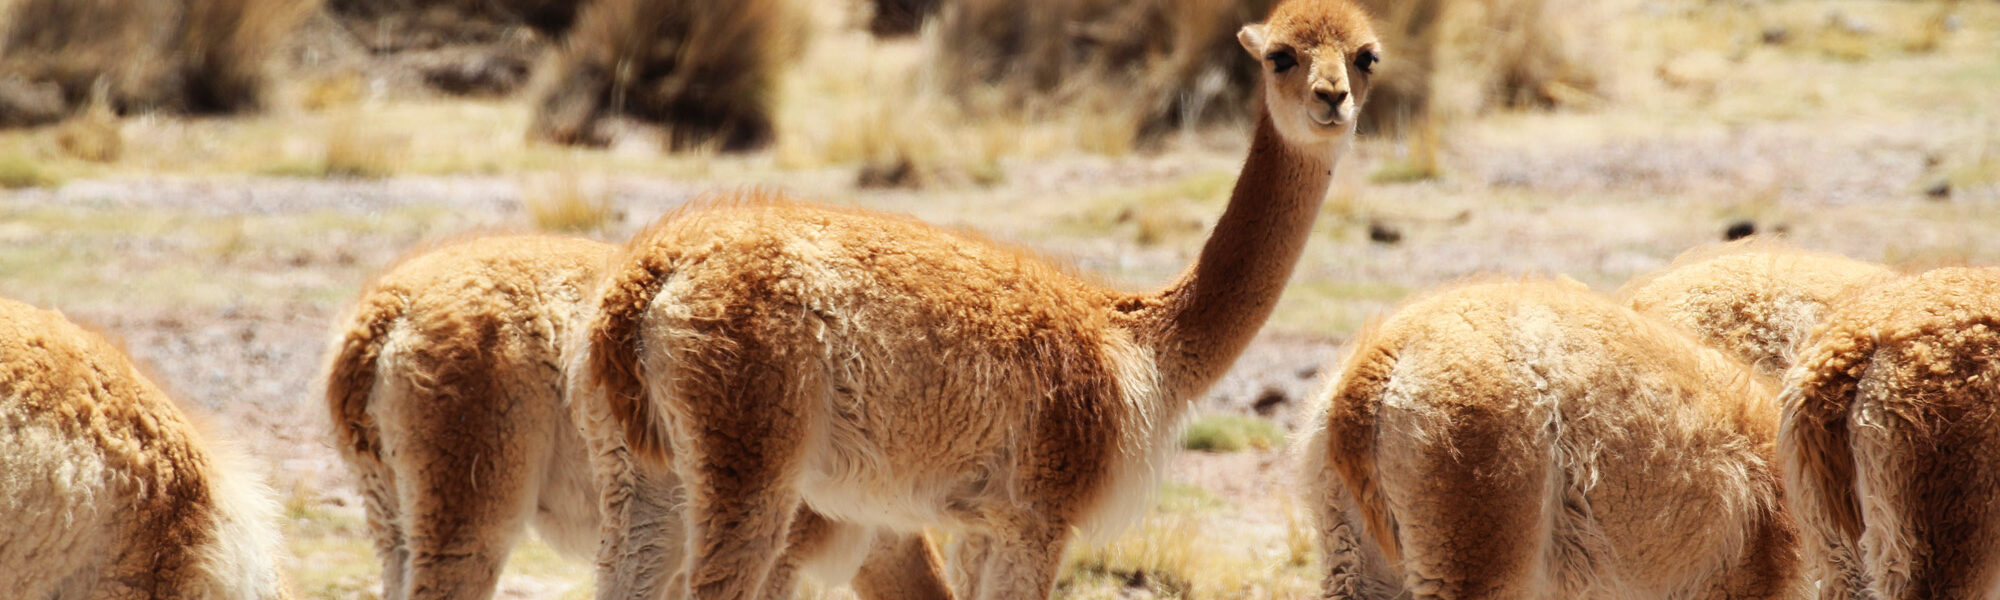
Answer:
xmin=935 ymin=0 xmax=1279 ymax=144
xmin=521 ymin=170 xmax=618 ymax=232
xmin=1060 ymin=483 xmax=1318 ymax=598
xmin=1181 ymin=414 xmax=1285 ymax=453
xmin=53 ymin=87 xmax=122 ymax=163
xmin=316 ymin=112 xmax=403 ymax=178
xmin=0 ymin=0 xmax=313 ymax=127
xmin=529 ymin=0 xmax=804 ymax=152
xmin=298 ymin=70 xmax=366 ymax=111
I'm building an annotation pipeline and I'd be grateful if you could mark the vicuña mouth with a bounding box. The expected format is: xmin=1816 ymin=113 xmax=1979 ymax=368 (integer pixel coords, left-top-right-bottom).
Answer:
xmin=1310 ymin=105 xmax=1340 ymax=126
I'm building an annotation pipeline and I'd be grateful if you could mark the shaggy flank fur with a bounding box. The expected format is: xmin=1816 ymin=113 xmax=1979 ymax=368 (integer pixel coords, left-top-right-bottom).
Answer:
xmin=1781 ymin=266 xmax=2000 ymax=599
xmin=529 ymin=0 xmax=798 ymax=151
xmin=1618 ymin=239 xmax=1896 ymax=379
xmin=0 ymin=297 xmax=288 ymax=599
xmin=1305 ymin=277 xmax=1806 ymax=597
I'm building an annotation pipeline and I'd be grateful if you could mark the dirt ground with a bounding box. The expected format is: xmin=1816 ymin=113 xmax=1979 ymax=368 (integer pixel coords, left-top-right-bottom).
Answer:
xmin=2 ymin=0 xmax=1997 ymax=597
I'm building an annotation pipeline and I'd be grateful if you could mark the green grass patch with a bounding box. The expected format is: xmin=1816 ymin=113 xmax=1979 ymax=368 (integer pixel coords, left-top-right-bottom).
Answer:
xmin=0 ymin=152 xmax=55 ymax=189
xmin=1180 ymin=414 xmax=1285 ymax=453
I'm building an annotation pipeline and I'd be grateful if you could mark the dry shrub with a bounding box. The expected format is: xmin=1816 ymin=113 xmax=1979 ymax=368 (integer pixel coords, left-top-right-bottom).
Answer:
xmin=936 ymin=0 xmax=1605 ymax=142
xmin=521 ymin=171 xmax=617 ymax=232
xmin=54 ymin=86 xmax=122 ymax=163
xmin=936 ymin=0 xmax=1278 ymax=142
xmin=0 ymin=0 xmax=312 ymax=127
xmin=320 ymin=0 xmax=579 ymax=97
xmin=320 ymin=113 xmax=402 ymax=178
xmin=324 ymin=0 xmax=579 ymax=46
xmin=529 ymin=0 xmax=802 ymax=152
xmin=868 ymin=0 xmax=943 ymax=37
xmin=1357 ymin=0 xmax=1606 ymax=134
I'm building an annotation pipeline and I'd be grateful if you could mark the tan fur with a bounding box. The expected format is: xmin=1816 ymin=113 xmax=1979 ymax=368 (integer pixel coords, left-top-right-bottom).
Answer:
xmin=1618 ymin=240 xmax=1896 ymax=379
xmin=1303 ymin=278 xmax=1807 ymax=599
xmin=576 ymin=1 xmax=1381 ymax=598
xmin=1780 ymin=266 xmax=2000 ymax=600
xmin=0 ymin=296 xmax=289 ymax=600
xmin=326 ymin=234 xmax=951 ymax=600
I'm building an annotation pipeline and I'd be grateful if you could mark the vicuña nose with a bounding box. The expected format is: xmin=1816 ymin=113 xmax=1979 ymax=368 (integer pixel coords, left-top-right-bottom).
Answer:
xmin=1316 ymin=89 xmax=1349 ymax=108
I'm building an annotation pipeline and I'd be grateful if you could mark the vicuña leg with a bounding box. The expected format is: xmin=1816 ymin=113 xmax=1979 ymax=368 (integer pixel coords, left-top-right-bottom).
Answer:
xmin=675 ymin=360 xmax=814 ymax=600
xmin=851 ymin=531 xmax=954 ymax=600
xmin=394 ymin=388 xmax=552 ymax=600
xmin=357 ymin=458 xmax=411 ymax=600
xmin=1377 ymin=405 xmax=1546 ymax=599
xmin=973 ymin=520 xmax=1070 ymax=600
xmin=592 ymin=453 xmax=687 ymax=600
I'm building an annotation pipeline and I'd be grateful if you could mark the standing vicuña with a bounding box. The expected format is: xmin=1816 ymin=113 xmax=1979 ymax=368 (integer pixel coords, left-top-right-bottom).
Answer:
xmin=1783 ymin=266 xmax=2000 ymax=600
xmin=575 ymin=0 xmax=1384 ymax=597
xmin=1618 ymin=240 xmax=1894 ymax=379
xmin=1302 ymin=278 xmax=1807 ymax=598
xmin=325 ymin=234 xmax=953 ymax=600
xmin=1 ymin=296 xmax=290 ymax=599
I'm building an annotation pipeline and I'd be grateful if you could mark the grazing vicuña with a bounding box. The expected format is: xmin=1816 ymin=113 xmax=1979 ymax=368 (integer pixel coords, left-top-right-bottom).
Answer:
xmin=1783 ymin=266 xmax=2000 ymax=600
xmin=1303 ymin=278 xmax=1806 ymax=598
xmin=1 ymin=297 xmax=289 ymax=599
xmin=326 ymin=234 xmax=951 ymax=600
xmin=1618 ymin=240 xmax=1895 ymax=379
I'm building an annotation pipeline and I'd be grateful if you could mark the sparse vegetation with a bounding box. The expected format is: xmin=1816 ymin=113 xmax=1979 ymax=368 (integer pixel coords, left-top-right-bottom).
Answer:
xmin=1181 ymin=414 xmax=1285 ymax=453
xmin=521 ymin=171 xmax=618 ymax=232
xmin=53 ymin=89 xmax=121 ymax=163
xmin=0 ymin=0 xmax=312 ymax=126
xmin=318 ymin=114 xmax=402 ymax=178
xmin=0 ymin=151 xmax=52 ymax=188
xmin=868 ymin=0 xmax=941 ymax=37
xmin=1357 ymin=0 xmax=1607 ymax=135
xmin=529 ymin=0 xmax=803 ymax=151
xmin=937 ymin=0 xmax=1279 ymax=143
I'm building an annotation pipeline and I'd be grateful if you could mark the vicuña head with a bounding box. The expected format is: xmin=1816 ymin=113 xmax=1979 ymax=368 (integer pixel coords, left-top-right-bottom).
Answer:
xmin=1239 ymin=0 xmax=1381 ymax=144
xmin=576 ymin=0 xmax=1383 ymax=598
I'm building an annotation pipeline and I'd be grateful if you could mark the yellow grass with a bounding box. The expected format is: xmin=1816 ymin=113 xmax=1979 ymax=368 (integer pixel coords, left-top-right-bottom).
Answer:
xmin=521 ymin=170 xmax=618 ymax=233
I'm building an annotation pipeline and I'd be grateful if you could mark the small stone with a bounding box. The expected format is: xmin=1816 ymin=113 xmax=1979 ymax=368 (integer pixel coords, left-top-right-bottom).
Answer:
xmin=1367 ymin=221 xmax=1402 ymax=244
xmin=1926 ymin=181 xmax=1952 ymax=199
xmin=1253 ymin=388 xmax=1289 ymax=416
xmin=1761 ymin=26 xmax=1791 ymax=45
xmin=1724 ymin=220 xmax=1756 ymax=241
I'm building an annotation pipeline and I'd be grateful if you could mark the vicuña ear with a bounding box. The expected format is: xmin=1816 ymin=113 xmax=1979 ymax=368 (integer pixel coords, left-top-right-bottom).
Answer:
xmin=1237 ymin=24 xmax=1268 ymax=57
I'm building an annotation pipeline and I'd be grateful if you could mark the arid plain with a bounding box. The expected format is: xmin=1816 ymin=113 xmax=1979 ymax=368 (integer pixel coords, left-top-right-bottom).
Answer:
xmin=1 ymin=0 xmax=1997 ymax=597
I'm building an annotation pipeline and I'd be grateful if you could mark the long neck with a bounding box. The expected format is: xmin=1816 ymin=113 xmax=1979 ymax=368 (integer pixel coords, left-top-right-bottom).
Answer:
xmin=1135 ymin=108 xmax=1338 ymax=399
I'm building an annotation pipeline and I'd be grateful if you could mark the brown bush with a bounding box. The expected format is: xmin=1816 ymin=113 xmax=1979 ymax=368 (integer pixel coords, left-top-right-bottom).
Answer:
xmin=324 ymin=0 xmax=580 ymax=49
xmin=868 ymin=0 xmax=943 ymax=37
xmin=1357 ymin=0 xmax=1605 ymax=133
xmin=529 ymin=0 xmax=801 ymax=152
xmin=0 ymin=0 xmax=311 ymax=127
xmin=936 ymin=0 xmax=1277 ymax=142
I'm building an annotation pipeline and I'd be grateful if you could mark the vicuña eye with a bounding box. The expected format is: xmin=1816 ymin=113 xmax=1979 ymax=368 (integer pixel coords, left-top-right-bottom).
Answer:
xmin=1355 ymin=50 xmax=1380 ymax=74
xmin=1266 ymin=51 xmax=1297 ymax=74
